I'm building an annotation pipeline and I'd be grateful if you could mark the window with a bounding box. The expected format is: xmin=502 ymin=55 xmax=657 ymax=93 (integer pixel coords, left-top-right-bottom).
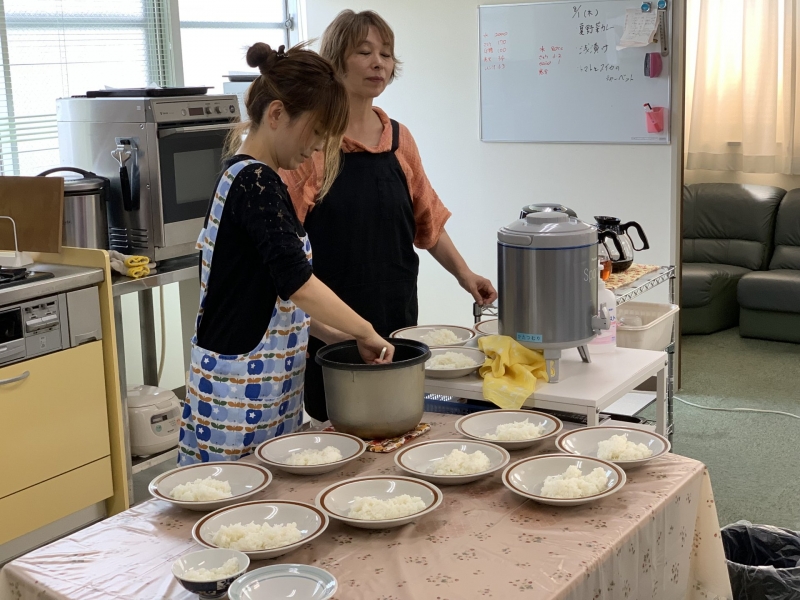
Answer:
xmin=0 ymin=0 xmax=292 ymax=176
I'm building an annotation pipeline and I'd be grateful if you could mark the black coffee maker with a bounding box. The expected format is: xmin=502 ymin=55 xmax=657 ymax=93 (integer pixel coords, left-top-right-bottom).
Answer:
xmin=594 ymin=216 xmax=650 ymax=273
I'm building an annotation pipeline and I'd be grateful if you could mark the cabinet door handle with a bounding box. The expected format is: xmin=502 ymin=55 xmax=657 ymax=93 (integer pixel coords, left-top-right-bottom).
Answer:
xmin=0 ymin=371 xmax=29 ymax=385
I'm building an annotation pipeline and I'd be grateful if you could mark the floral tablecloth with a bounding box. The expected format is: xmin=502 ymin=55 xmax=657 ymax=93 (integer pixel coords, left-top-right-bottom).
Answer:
xmin=0 ymin=414 xmax=732 ymax=600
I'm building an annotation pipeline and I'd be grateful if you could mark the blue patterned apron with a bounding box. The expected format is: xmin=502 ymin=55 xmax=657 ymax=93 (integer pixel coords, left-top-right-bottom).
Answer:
xmin=178 ymin=159 xmax=311 ymax=465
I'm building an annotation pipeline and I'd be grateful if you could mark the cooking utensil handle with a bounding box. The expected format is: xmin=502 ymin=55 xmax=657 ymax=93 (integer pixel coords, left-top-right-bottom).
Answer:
xmin=621 ymin=221 xmax=650 ymax=251
xmin=119 ymin=165 xmax=134 ymax=211
xmin=36 ymin=167 xmax=96 ymax=178
xmin=0 ymin=371 xmax=29 ymax=385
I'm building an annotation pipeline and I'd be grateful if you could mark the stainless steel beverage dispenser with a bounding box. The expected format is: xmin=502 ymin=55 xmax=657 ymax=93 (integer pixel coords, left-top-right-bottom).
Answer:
xmin=497 ymin=211 xmax=623 ymax=381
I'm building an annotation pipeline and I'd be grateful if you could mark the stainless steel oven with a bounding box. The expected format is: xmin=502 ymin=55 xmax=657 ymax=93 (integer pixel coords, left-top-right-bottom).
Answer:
xmin=56 ymin=95 xmax=240 ymax=261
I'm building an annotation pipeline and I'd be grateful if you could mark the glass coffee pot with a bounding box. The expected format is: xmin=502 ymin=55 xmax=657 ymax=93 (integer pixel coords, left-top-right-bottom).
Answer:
xmin=594 ymin=216 xmax=650 ymax=273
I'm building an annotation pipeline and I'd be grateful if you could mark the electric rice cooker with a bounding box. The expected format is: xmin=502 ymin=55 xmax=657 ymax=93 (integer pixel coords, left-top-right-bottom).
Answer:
xmin=127 ymin=385 xmax=181 ymax=457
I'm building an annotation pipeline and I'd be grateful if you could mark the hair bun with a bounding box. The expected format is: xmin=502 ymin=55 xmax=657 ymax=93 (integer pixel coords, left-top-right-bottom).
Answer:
xmin=246 ymin=43 xmax=286 ymax=74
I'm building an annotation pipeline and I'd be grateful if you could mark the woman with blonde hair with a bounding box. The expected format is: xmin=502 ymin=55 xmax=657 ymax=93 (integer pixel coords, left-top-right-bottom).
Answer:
xmin=178 ymin=42 xmax=393 ymax=465
xmin=283 ymin=11 xmax=497 ymax=422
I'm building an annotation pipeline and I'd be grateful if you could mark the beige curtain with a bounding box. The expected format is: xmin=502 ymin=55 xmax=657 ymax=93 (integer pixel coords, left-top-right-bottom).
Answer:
xmin=685 ymin=0 xmax=800 ymax=173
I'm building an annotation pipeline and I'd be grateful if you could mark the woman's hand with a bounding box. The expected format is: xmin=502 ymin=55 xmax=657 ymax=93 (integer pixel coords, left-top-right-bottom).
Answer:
xmin=356 ymin=331 xmax=394 ymax=364
xmin=459 ymin=271 xmax=498 ymax=306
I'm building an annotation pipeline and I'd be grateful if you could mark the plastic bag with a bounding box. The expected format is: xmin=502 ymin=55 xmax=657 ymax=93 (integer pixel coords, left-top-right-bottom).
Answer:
xmin=721 ymin=521 xmax=800 ymax=599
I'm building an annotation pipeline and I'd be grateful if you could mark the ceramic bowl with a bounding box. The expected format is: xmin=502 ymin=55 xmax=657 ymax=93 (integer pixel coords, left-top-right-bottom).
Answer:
xmin=394 ymin=439 xmax=510 ymax=485
xmin=455 ymin=409 xmax=563 ymax=451
xmin=502 ymin=454 xmax=626 ymax=506
xmin=474 ymin=319 xmax=498 ymax=336
xmin=149 ymin=463 xmax=272 ymax=511
xmin=192 ymin=500 xmax=328 ymax=560
xmin=425 ymin=347 xmax=486 ymax=379
xmin=228 ymin=564 xmax=337 ymax=600
xmin=315 ymin=476 xmax=442 ymax=529
xmin=172 ymin=548 xmax=249 ymax=600
xmin=555 ymin=426 xmax=671 ymax=469
xmin=255 ymin=431 xmax=367 ymax=475
xmin=390 ymin=325 xmax=476 ymax=347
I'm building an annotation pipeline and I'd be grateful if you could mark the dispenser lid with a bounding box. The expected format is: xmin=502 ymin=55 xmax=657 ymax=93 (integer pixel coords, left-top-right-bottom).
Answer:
xmin=127 ymin=384 xmax=179 ymax=409
xmin=499 ymin=213 xmax=598 ymax=248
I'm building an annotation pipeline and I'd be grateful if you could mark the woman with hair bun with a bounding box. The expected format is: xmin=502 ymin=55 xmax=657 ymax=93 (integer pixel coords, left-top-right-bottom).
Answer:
xmin=283 ymin=11 xmax=498 ymax=422
xmin=178 ymin=43 xmax=393 ymax=465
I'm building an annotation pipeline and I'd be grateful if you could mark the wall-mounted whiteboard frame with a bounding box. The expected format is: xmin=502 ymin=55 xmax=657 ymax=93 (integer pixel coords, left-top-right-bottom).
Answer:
xmin=479 ymin=0 xmax=671 ymax=144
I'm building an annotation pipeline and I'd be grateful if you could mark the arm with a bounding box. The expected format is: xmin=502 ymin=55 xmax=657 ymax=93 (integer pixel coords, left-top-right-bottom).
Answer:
xmin=428 ymin=229 xmax=498 ymax=306
xmin=292 ymin=276 xmax=391 ymax=361
xmin=308 ymin=320 xmax=351 ymax=345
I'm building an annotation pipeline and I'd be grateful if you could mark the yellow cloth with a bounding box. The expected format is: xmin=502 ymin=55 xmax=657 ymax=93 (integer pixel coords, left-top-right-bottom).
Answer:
xmin=478 ymin=335 xmax=548 ymax=409
xmin=125 ymin=265 xmax=150 ymax=278
xmin=123 ymin=255 xmax=149 ymax=268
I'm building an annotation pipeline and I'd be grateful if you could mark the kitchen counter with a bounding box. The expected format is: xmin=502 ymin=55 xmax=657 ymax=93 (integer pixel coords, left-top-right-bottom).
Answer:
xmin=0 ymin=263 xmax=104 ymax=306
xmin=0 ymin=413 xmax=732 ymax=600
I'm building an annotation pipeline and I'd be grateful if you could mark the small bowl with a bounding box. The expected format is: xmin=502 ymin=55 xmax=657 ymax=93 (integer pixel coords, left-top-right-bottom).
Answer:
xmin=502 ymin=454 xmax=626 ymax=506
xmin=228 ymin=564 xmax=337 ymax=600
xmin=394 ymin=439 xmax=510 ymax=485
xmin=149 ymin=463 xmax=272 ymax=511
xmin=555 ymin=426 xmax=671 ymax=469
xmin=172 ymin=548 xmax=249 ymax=600
xmin=425 ymin=347 xmax=486 ymax=379
xmin=192 ymin=500 xmax=328 ymax=560
xmin=474 ymin=319 xmax=498 ymax=336
xmin=455 ymin=409 xmax=563 ymax=451
xmin=255 ymin=431 xmax=367 ymax=475
xmin=315 ymin=476 xmax=442 ymax=529
xmin=391 ymin=325 xmax=476 ymax=347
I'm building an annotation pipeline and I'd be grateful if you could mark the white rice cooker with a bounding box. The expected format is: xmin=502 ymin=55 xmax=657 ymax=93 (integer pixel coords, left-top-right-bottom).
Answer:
xmin=127 ymin=385 xmax=181 ymax=457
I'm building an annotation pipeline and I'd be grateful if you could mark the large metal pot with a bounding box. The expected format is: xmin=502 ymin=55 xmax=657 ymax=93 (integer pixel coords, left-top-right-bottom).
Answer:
xmin=316 ymin=339 xmax=430 ymax=439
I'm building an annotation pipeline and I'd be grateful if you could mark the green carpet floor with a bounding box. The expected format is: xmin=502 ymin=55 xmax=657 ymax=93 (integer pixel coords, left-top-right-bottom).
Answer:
xmin=642 ymin=328 xmax=800 ymax=530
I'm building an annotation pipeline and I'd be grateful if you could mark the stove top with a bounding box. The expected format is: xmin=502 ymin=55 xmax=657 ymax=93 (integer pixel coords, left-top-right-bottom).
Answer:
xmin=0 ymin=269 xmax=55 ymax=290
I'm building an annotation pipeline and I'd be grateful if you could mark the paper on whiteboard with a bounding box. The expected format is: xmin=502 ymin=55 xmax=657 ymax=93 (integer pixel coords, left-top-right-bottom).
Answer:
xmin=617 ymin=8 xmax=658 ymax=50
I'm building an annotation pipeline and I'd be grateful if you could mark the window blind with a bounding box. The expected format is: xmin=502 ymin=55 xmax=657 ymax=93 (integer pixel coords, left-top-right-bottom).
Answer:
xmin=0 ymin=0 xmax=175 ymax=176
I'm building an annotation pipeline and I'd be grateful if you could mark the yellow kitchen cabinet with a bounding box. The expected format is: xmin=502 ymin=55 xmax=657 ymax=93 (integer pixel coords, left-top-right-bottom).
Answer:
xmin=0 ymin=341 xmax=111 ymax=500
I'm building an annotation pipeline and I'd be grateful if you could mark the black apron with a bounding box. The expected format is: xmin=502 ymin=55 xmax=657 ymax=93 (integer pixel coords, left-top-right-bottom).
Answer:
xmin=303 ymin=119 xmax=419 ymax=421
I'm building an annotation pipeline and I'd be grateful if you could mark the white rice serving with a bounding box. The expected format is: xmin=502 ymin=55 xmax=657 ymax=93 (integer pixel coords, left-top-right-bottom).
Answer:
xmin=169 ymin=477 xmax=232 ymax=501
xmin=284 ymin=446 xmax=343 ymax=466
xmin=597 ymin=434 xmax=653 ymax=461
xmin=483 ymin=419 xmax=546 ymax=441
xmin=347 ymin=495 xmax=427 ymax=520
xmin=540 ymin=465 xmax=609 ymax=499
xmin=181 ymin=558 xmax=241 ymax=581
xmin=210 ymin=521 xmax=303 ymax=551
xmin=426 ymin=352 xmax=478 ymax=370
xmin=430 ymin=449 xmax=491 ymax=475
xmin=420 ymin=328 xmax=461 ymax=346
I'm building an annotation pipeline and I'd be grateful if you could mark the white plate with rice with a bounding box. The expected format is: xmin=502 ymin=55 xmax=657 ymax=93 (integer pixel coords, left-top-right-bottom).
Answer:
xmin=503 ymin=454 xmax=626 ymax=506
xmin=455 ymin=409 xmax=563 ymax=451
xmin=425 ymin=347 xmax=486 ymax=379
xmin=555 ymin=426 xmax=671 ymax=470
xmin=394 ymin=439 xmax=510 ymax=485
xmin=315 ymin=476 xmax=443 ymax=530
xmin=255 ymin=431 xmax=367 ymax=475
xmin=391 ymin=325 xmax=476 ymax=347
xmin=192 ymin=500 xmax=329 ymax=560
xmin=149 ymin=462 xmax=272 ymax=512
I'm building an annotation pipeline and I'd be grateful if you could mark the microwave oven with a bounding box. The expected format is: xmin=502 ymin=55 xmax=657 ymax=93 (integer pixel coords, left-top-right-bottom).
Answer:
xmin=56 ymin=95 xmax=241 ymax=261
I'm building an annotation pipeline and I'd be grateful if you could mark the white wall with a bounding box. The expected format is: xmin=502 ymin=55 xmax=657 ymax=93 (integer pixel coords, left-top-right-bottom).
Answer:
xmin=306 ymin=0 xmax=680 ymax=326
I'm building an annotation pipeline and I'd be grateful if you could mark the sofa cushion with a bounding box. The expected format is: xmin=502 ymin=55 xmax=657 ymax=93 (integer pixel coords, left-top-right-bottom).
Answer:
xmin=683 ymin=183 xmax=785 ymax=270
xmin=769 ymin=189 xmax=800 ymax=270
xmin=738 ymin=270 xmax=800 ymax=314
xmin=682 ymin=263 xmax=751 ymax=308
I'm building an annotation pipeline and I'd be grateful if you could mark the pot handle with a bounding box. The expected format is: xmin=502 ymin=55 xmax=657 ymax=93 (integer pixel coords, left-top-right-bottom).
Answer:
xmin=37 ymin=167 xmax=97 ymax=178
xmin=621 ymin=221 xmax=650 ymax=251
xmin=599 ymin=229 xmax=625 ymax=260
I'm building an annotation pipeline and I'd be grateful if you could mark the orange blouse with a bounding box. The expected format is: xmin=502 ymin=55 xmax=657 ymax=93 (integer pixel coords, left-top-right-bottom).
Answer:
xmin=280 ymin=107 xmax=451 ymax=250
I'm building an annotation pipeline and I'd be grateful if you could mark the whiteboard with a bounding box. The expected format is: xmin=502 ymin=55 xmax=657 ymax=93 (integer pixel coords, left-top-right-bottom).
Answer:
xmin=479 ymin=1 xmax=671 ymax=143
